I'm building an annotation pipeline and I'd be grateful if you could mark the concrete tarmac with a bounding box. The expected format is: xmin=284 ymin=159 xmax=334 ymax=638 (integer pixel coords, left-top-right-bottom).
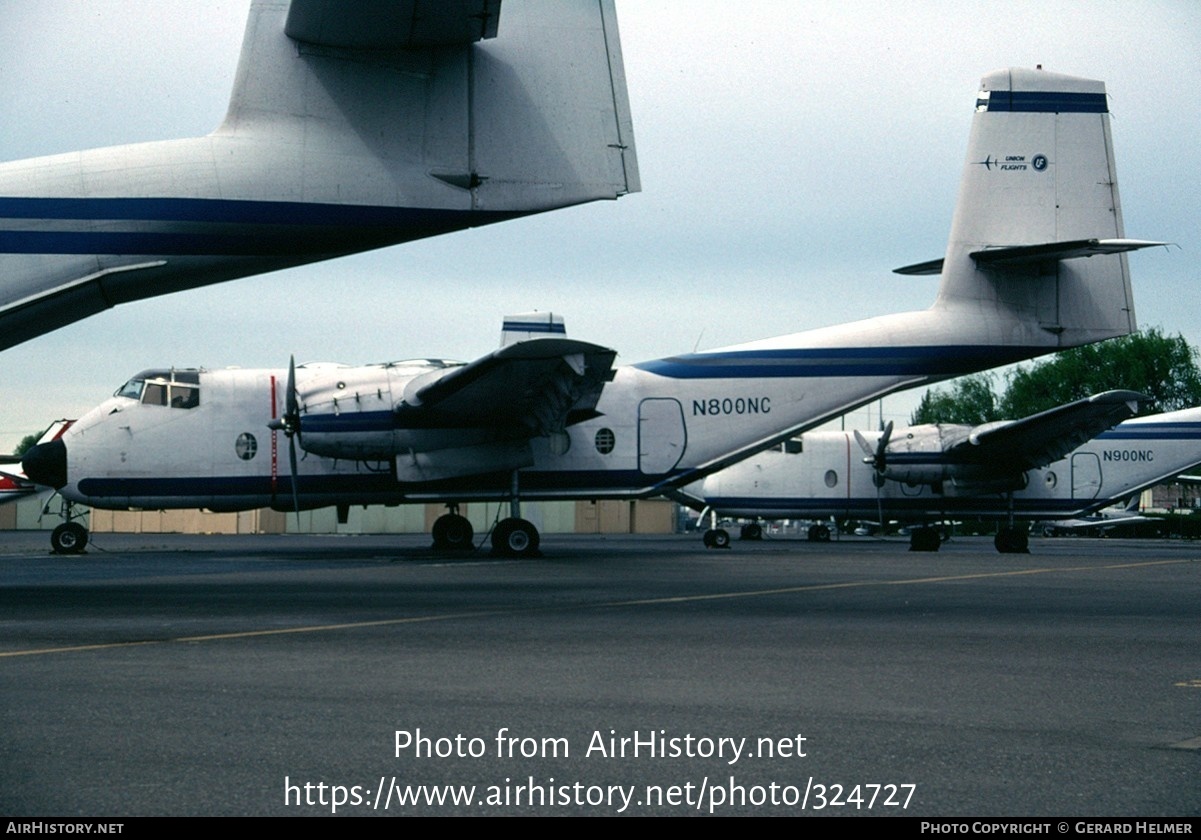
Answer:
xmin=0 ymin=531 xmax=1198 ymax=816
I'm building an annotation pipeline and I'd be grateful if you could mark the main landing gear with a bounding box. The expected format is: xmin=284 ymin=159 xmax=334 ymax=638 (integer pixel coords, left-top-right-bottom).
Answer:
xmin=698 ymin=507 xmax=730 ymax=550
xmin=907 ymin=525 xmax=942 ymax=552
xmin=491 ymin=472 xmax=540 ymax=558
xmin=994 ymin=526 xmax=1029 ymax=554
xmin=739 ymin=522 xmax=763 ymax=541
xmin=431 ymin=504 xmax=474 ymax=551
xmin=993 ymin=491 xmax=1029 ymax=554
xmin=430 ymin=475 xmax=541 ymax=558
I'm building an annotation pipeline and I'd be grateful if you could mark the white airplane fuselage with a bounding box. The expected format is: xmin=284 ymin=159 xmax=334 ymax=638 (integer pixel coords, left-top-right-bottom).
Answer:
xmin=702 ymin=408 xmax=1201 ymax=522
xmin=43 ymin=302 xmax=1085 ymax=512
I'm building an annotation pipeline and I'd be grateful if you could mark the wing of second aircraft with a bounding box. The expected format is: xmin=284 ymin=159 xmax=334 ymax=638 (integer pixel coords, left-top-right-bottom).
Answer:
xmin=949 ymin=390 xmax=1146 ymax=469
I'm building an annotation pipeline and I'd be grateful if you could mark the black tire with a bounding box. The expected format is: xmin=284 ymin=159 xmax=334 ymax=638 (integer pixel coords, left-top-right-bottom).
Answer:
xmin=814 ymin=524 xmax=832 ymax=542
xmin=994 ymin=527 xmax=1029 ymax=554
xmin=709 ymin=528 xmax=730 ymax=549
xmin=491 ymin=518 xmax=540 ymax=557
xmin=702 ymin=530 xmax=715 ymax=548
xmin=51 ymin=522 xmax=88 ymax=555
xmin=740 ymin=523 xmax=763 ymax=541
xmin=909 ymin=526 xmax=941 ymax=552
xmin=432 ymin=513 xmax=474 ymax=551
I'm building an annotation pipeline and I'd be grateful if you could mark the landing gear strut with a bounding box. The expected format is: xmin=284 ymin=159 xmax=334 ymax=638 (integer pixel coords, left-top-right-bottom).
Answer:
xmin=994 ymin=491 xmax=1029 ymax=553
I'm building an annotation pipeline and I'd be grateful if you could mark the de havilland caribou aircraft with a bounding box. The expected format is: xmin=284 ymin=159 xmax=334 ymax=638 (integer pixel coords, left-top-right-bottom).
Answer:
xmin=696 ymin=398 xmax=1201 ymax=553
xmin=22 ymin=67 xmax=1165 ymax=555
xmin=0 ymin=0 xmax=639 ymax=350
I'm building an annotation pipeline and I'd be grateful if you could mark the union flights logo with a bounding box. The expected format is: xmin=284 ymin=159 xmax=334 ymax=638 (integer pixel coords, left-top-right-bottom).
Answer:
xmin=977 ymin=154 xmax=1048 ymax=172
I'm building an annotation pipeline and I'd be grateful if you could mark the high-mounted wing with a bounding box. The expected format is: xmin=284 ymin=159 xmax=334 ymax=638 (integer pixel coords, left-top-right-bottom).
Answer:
xmin=947 ymin=390 xmax=1145 ymax=469
xmin=399 ymin=338 xmax=617 ymax=436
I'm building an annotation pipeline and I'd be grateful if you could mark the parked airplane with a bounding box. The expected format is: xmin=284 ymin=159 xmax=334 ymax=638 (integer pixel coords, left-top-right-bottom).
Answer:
xmin=0 ymin=0 xmax=639 ymax=350
xmin=22 ymin=67 xmax=1164 ymax=555
xmin=698 ymin=397 xmax=1201 ymax=553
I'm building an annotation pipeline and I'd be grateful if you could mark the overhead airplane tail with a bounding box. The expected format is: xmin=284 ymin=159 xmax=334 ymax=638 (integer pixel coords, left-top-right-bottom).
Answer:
xmin=0 ymin=0 xmax=639 ymax=351
xmin=220 ymin=0 xmax=639 ymax=211
xmin=898 ymin=67 xmax=1158 ymax=349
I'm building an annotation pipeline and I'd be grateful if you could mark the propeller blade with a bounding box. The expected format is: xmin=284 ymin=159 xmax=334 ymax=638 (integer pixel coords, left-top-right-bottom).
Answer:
xmin=289 ymin=431 xmax=301 ymax=530
xmin=286 ymin=355 xmax=298 ymax=432
xmin=873 ymin=420 xmax=895 ymax=471
xmin=852 ymin=429 xmax=875 ymax=459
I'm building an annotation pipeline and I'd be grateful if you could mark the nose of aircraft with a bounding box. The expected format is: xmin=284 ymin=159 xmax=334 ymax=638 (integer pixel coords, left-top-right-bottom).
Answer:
xmin=22 ymin=439 xmax=67 ymax=489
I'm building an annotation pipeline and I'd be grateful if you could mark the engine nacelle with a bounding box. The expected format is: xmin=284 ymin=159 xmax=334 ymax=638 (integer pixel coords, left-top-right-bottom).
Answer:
xmin=297 ymin=360 xmax=462 ymax=459
xmin=874 ymin=424 xmax=1024 ymax=493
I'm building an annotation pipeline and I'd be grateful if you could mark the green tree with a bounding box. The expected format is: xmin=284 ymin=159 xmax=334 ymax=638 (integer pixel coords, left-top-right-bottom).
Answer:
xmin=13 ymin=433 xmax=39 ymax=457
xmin=909 ymin=373 xmax=998 ymax=425
xmin=999 ymin=328 xmax=1201 ymax=418
xmin=909 ymin=329 xmax=1201 ymax=424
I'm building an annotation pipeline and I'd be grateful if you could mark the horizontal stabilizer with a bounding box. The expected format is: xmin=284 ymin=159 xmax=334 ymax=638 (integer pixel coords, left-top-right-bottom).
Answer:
xmin=971 ymin=239 xmax=1167 ymax=268
xmin=892 ymin=259 xmax=944 ymax=277
xmin=285 ymin=0 xmax=500 ymax=49
xmin=894 ymin=240 xmax=1166 ymax=276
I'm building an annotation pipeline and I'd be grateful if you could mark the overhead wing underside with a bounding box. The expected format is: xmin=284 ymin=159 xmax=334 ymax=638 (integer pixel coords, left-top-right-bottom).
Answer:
xmin=0 ymin=0 xmax=639 ymax=350
xmin=285 ymin=0 xmax=500 ymax=49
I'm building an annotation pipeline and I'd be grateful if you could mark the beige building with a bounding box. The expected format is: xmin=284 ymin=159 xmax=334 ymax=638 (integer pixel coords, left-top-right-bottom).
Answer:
xmin=79 ymin=499 xmax=677 ymax=536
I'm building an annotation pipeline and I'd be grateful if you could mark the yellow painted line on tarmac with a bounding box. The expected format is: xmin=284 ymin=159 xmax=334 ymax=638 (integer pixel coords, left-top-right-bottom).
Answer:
xmin=0 ymin=558 xmax=1190 ymax=659
xmin=601 ymin=558 xmax=1190 ymax=607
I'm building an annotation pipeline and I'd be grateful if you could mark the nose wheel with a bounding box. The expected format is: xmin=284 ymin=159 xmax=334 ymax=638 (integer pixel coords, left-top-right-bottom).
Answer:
xmin=51 ymin=522 xmax=88 ymax=555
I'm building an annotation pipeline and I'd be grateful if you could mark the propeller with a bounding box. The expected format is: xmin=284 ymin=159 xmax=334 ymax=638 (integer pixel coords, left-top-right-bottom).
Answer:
xmin=853 ymin=420 xmax=893 ymax=534
xmin=854 ymin=420 xmax=894 ymax=475
xmin=267 ymin=356 xmax=303 ymax=523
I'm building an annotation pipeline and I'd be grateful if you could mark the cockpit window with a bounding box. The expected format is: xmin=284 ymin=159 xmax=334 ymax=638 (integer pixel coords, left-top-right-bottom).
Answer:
xmin=114 ymin=369 xmax=201 ymax=409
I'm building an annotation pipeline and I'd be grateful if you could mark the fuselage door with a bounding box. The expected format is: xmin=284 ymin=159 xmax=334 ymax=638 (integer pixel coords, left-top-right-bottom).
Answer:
xmin=638 ymin=398 xmax=686 ymax=475
xmin=1071 ymin=452 xmax=1102 ymax=500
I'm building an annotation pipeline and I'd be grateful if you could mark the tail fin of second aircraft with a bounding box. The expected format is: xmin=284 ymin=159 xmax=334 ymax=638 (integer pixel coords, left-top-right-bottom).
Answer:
xmin=219 ymin=0 xmax=639 ymax=213
xmin=898 ymin=67 xmax=1161 ymax=349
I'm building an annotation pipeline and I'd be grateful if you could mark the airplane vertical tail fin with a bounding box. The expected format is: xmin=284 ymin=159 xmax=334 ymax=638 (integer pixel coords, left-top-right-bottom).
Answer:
xmin=500 ymin=311 xmax=566 ymax=347
xmin=219 ymin=0 xmax=638 ymax=213
xmin=926 ymin=68 xmax=1157 ymax=349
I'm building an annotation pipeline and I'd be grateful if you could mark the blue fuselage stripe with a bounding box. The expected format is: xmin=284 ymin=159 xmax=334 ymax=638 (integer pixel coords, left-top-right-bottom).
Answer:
xmin=0 ymin=197 xmax=521 ymax=255
xmin=75 ymin=468 xmax=687 ymax=501
xmin=985 ymin=91 xmax=1108 ymax=113
xmin=633 ymin=345 xmax=1046 ymax=379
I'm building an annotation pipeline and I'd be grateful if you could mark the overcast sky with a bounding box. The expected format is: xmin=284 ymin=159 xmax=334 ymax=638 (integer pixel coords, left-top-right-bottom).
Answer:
xmin=0 ymin=1 xmax=1197 ymax=452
